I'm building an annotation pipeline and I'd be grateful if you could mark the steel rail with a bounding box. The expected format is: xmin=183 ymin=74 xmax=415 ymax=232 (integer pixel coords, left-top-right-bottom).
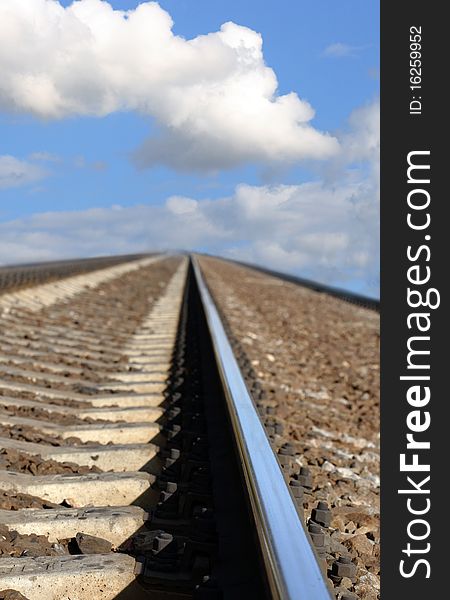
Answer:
xmin=192 ymin=256 xmax=332 ymax=600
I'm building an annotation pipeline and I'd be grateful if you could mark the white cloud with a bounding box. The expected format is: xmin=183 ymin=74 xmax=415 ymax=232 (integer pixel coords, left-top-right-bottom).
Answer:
xmin=0 ymin=176 xmax=379 ymax=295
xmin=341 ymin=100 xmax=380 ymax=169
xmin=166 ymin=196 xmax=199 ymax=215
xmin=0 ymin=155 xmax=48 ymax=189
xmin=0 ymin=100 xmax=379 ymax=295
xmin=322 ymin=43 xmax=364 ymax=58
xmin=0 ymin=0 xmax=338 ymax=171
xmin=323 ymin=99 xmax=379 ymax=190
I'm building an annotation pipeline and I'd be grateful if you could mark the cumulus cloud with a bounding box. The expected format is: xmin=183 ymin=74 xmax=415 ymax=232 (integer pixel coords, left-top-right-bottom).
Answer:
xmin=340 ymin=100 xmax=379 ymax=170
xmin=322 ymin=99 xmax=379 ymax=192
xmin=0 ymin=177 xmax=379 ymax=295
xmin=0 ymin=100 xmax=379 ymax=295
xmin=0 ymin=0 xmax=338 ymax=170
xmin=0 ymin=155 xmax=48 ymax=189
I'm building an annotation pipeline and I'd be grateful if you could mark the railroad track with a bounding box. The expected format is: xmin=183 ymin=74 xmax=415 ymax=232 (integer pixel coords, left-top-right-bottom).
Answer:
xmin=0 ymin=254 xmax=334 ymax=600
xmin=218 ymin=258 xmax=380 ymax=312
xmin=0 ymin=254 xmax=151 ymax=296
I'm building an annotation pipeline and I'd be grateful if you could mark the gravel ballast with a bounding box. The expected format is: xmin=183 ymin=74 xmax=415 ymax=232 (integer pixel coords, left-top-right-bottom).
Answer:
xmin=199 ymin=256 xmax=380 ymax=600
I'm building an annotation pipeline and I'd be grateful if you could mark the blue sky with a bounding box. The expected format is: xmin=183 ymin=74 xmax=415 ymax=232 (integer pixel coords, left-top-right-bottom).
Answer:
xmin=0 ymin=0 xmax=379 ymax=296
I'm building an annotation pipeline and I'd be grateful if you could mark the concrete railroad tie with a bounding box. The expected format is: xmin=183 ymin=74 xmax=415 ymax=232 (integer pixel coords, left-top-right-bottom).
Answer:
xmin=0 ymin=256 xmax=188 ymax=599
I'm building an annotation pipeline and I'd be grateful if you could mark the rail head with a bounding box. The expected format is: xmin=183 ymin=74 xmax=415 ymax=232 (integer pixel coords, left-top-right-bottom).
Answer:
xmin=192 ymin=256 xmax=333 ymax=600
